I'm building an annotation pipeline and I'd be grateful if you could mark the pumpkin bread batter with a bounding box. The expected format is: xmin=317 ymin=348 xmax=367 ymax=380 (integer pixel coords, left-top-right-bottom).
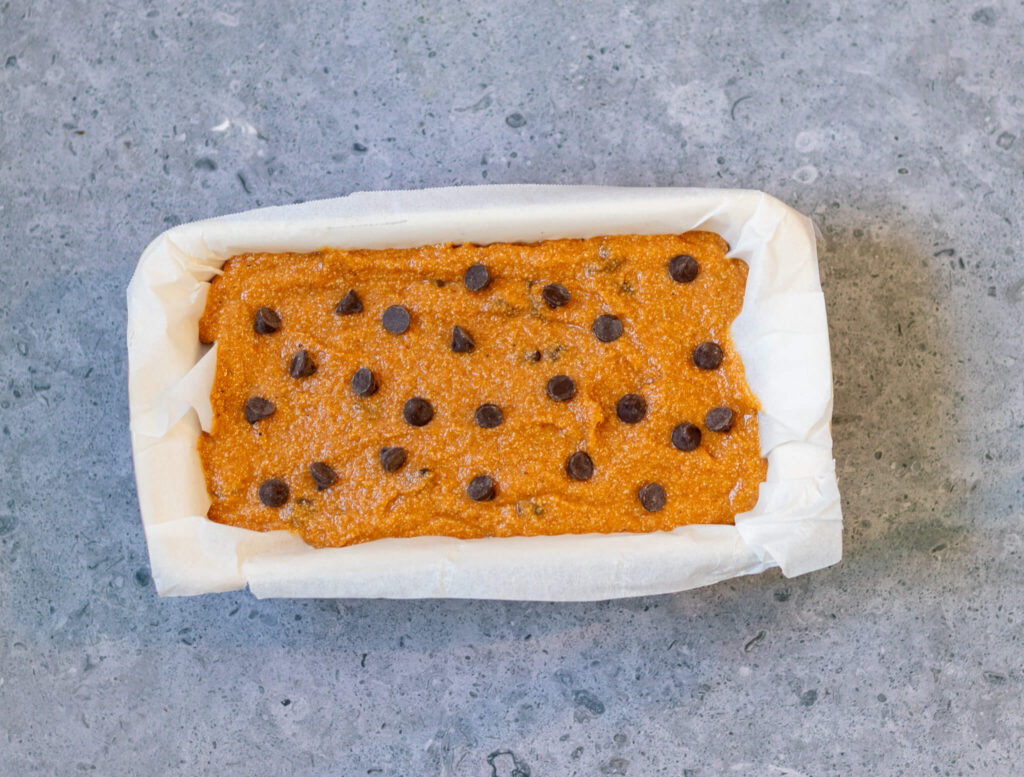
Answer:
xmin=198 ymin=232 xmax=767 ymax=548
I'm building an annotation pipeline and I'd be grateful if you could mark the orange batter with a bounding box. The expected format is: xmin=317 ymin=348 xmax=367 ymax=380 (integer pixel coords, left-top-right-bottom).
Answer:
xmin=198 ymin=233 xmax=767 ymax=548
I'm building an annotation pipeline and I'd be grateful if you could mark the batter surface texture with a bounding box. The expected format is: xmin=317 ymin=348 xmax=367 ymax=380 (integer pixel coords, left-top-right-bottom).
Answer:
xmin=198 ymin=232 xmax=767 ymax=548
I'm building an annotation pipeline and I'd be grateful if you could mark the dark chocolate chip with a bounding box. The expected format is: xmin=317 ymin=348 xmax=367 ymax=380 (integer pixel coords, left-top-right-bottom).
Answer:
xmin=467 ymin=475 xmax=496 ymax=501
xmin=592 ymin=314 xmax=624 ymax=343
xmin=671 ymin=422 xmax=702 ymax=451
xmin=403 ymin=397 xmax=434 ymax=426
xmin=289 ymin=349 xmax=316 ymax=378
xmin=616 ymin=393 xmax=647 ymax=424
xmin=638 ymin=483 xmax=666 ymax=512
xmin=379 ymin=446 xmax=407 ymax=473
xmin=542 ymin=283 xmax=571 ymax=308
xmin=668 ymin=254 xmax=699 ymax=283
xmin=451 ymin=325 xmax=475 ymax=353
xmin=528 ymin=350 xmax=543 ymax=362
xmin=464 ymin=263 xmax=491 ymax=292
xmin=382 ymin=305 xmax=411 ymax=334
xmin=565 ymin=451 xmax=594 ymax=481
xmin=335 ymin=289 xmax=363 ymax=315
xmin=244 ymin=397 xmax=276 ymax=424
xmin=309 ymin=462 xmax=337 ymax=490
xmin=351 ymin=367 xmax=378 ymax=397
xmin=693 ymin=341 xmax=724 ymax=370
xmin=546 ymin=374 xmax=577 ymax=401
xmin=705 ymin=406 xmax=735 ymax=432
xmin=474 ymin=403 xmax=504 ymax=428
xmin=253 ymin=307 xmax=281 ymax=334
xmin=258 ymin=478 xmax=289 ymax=508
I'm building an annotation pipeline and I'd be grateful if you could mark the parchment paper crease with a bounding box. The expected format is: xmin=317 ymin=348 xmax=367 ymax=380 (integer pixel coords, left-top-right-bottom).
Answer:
xmin=127 ymin=185 xmax=842 ymax=599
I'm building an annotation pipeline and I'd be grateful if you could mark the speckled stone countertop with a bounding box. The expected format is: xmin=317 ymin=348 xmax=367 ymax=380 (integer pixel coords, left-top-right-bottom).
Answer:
xmin=1 ymin=1 xmax=1022 ymax=775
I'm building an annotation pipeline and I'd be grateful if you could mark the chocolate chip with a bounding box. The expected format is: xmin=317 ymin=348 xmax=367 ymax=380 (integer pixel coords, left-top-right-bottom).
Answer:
xmin=542 ymin=283 xmax=571 ymax=308
xmin=258 ymin=478 xmax=289 ymax=508
xmin=638 ymin=483 xmax=666 ymax=512
xmin=351 ymin=367 xmax=378 ymax=397
xmin=464 ymin=263 xmax=491 ymax=292
xmin=475 ymin=403 xmax=504 ymax=428
xmin=592 ymin=314 xmax=623 ymax=342
xmin=309 ymin=462 xmax=337 ymax=490
xmin=671 ymin=422 xmax=702 ymax=451
xmin=546 ymin=375 xmax=576 ymax=401
xmin=382 ymin=305 xmax=411 ymax=334
xmin=403 ymin=397 xmax=434 ymax=426
xmin=451 ymin=325 xmax=475 ymax=353
xmin=253 ymin=307 xmax=281 ymax=334
xmin=616 ymin=394 xmax=646 ymax=424
xmin=705 ymin=406 xmax=734 ymax=432
xmin=335 ymin=289 xmax=363 ymax=315
xmin=668 ymin=254 xmax=699 ymax=283
xmin=528 ymin=349 xmax=543 ymax=362
xmin=467 ymin=475 xmax=496 ymax=501
xmin=379 ymin=446 xmax=407 ymax=473
xmin=289 ymin=349 xmax=316 ymax=378
xmin=565 ymin=451 xmax=594 ymax=481
xmin=244 ymin=397 xmax=275 ymax=424
xmin=693 ymin=341 xmax=724 ymax=370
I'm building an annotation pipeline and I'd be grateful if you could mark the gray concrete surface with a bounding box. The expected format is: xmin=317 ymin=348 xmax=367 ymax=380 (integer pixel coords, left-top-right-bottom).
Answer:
xmin=1 ymin=0 xmax=1022 ymax=774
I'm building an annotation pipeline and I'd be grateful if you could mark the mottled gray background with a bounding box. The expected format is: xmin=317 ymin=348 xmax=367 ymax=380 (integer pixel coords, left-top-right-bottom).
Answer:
xmin=1 ymin=0 xmax=1022 ymax=774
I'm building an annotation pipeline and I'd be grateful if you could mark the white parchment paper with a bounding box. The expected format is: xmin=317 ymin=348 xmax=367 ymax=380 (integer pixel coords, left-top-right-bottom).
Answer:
xmin=126 ymin=185 xmax=841 ymax=599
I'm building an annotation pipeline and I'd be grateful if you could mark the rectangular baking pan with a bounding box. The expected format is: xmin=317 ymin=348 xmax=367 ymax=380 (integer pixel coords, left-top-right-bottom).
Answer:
xmin=127 ymin=186 xmax=841 ymax=599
